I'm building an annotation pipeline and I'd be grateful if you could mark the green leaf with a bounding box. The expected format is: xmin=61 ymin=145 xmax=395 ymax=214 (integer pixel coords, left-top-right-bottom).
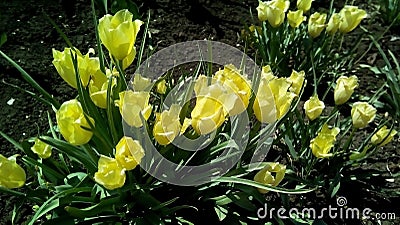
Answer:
xmin=64 ymin=196 xmax=120 ymax=219
xmin=0 ymin=32 xmax=7 ymax=47
xmin=214 ymin=177 xmax=314 ymax=194
xmin=0 ymin=131 xmax=24 ymax=151
xmin=214 ymin=205 xmax=228 ymax=221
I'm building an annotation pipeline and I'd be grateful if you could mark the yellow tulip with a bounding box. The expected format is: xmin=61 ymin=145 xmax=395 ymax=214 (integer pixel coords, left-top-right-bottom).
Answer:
xmin=304 ymin=95 xmax=325 ymax=121
xmin=351 ymin=102 xmax=376 ymax=129
xmin=269 ymin=78 xmax=297 ymax=119
xmin=326 ymin=13 xmax=340 ymax=35
xmin=132 ymin=74 xmax=153 ymax=92
xmin=156 ymin=80 xmax=167 ymax=94
xmin=115 ymin=136 xmax=144 ymax=170
xmin=296 ymin=0 xmax=313 ymax=12
xmin=52 ymin=47 xmax=98 ymax=89
xmin=334 ymin=75 xmax=358 ymax=105
xmin=94 ymin=155 xmax=126 ymax=190
xmin=98 ymin=9 xmax=143 ymax=60
xmin=308 ymin=12 xmax=327 ymax=38
xmin=0 ymin=154 xmax=26 ymax=189
xmin=338 ymin=6 xmax=367 ymax=34
xmin=371 ymin=126 xmax=397 ymax=147
xmin=56 ymin=99 xmax=94 ymax=145
xmin=310 ymin=124 xmax=340 ymax=158
xmin=116 ymin=90 xmax=152 ymax=127
xmin=287 ymin=10 xmax=306 ymax=28
xmin=89 ymin=69 xmax=117 ymax=109
xmin=153 ymin=104 xmax=182 ymax=145
xmin=254 ymin=162 xmax=286 ymax=194
xmin=257 ymin=0 xmax=290 ymax=27
xmin=31 ymin=138 xmax=52 ymax=159
xmin=191 ymin=96 xmax=226 ymax=135
xmin=122 ymin=45 xmax=136 ymax=69
xmin=287 ymin=69 xmax=305 ymax=95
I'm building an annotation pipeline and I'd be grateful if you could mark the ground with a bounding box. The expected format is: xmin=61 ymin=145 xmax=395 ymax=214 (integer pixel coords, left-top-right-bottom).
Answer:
xmin=0 ymin=0 xmax=399 ymax=224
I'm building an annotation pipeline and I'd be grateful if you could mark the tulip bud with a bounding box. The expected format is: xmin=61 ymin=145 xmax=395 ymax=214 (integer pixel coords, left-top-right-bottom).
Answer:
xmin=287 ymin=10 xmax=306 ymax=28
xmin=338 ymin=6 xmax=367 ymax=34
xmin=0 ymin=154 xmax=26 ymax=189
xmin=304 ymin=95 xmax=325 ymax=121
xmin=351 ymin=102 xmax=376 ymax=129
xmin=156 ymin=80 xmax=167 ymax=94
xmin=56 ymin=99 xmax=94 ymax=145
xmin=310 ymin=124 xmax=340 ymax=158
xmin=326 ymin=13 xmax=340 ymax=35
xmin=254 ymin=162 xmax=286 ymax=194
xmin=115 ymin=90 xmax=152 ymax=127
xmin=371 ymin=126 xmax=397 ymax=147
xmin=115 ymin=136 xmax=144 ymax=170
xmin=98 ymin=9 xmax=143 ymax=60
xmin=308 ymin=12 xmax=327 ymax=38
xmin=153 ymin=104 xmax=182 ymax=145
xmin=297 ymin=0 xmax=313 ymax=12
xmin=94 ymin=155 xmax=126 ymax=190
xmin=334 ymin=75 xmax=358 ymax=105
xmin=31 ymin=138 xmax=52 ymax=159
xmin=257 ymin=0 xmax=290 ymax=27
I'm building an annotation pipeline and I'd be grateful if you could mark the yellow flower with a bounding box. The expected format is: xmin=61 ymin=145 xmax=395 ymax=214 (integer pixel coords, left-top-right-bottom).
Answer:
xmin=326 ymin=13 xmax=340 ymax=35
xmin=153 ymin=104 xmax=182 ymax=145
xmin=156 ymin=80 xmax=167 ymax=94
xmin=310 ymin=124 xmax=340 ymax=158
xmin=254 ymin=162 xmax=286 ymax=194
xmin=191 ymin=95 xmax=226 ymax=135
xmin=132 ymin=74 xmax=153 ymax=92
xmin=253 ymin=68 xmax=296 ymax=123
xmin=257 ymin=0 xmax=290 ymax=27
xmin=334 ymin=75 xmax=358 ymax=105
xmin=0 ymin=154 xmax=26 ymax=189
xmin=371 ymin=126 xmax=397 ymax=147
xmin=287 ymin=10 xmax=306 ymax=28
xmin=31 ymin=138 xmax=52 ymax=159
xmin=287 ymin=69 xmax=305 ymax=95
xmin=89 ymin=69 xmax=117 ymax=109
xmin=56 ymin=99 xmax=94 ymax=145
xmin=115 ymin=136 xmax=144 ymax=170
xmin=308 ymin=12 xmax=327 ymax=38
xmin=351 ymin=102 xmax=376 ymax=129
xmin=94 ymin=155 xmax=126 ymax=190
xmin=296 ymin=0 xmax=313 ymax=12
xmin=52 ymin=47 xmax=98 ymax=89
xmin=116 ymin=90 xmax=152 ymax=127
xmin=338 ymin=6 xmax=367 ymax=34
xmin=98 ymin=9 xmax=143 ymax=60
xmin=304 ymin=95 xmax=325 ymax=121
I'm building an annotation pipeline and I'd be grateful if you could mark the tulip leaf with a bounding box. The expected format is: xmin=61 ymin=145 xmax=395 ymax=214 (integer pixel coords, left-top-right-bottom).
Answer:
xmin=64 ymin=196 xmax=120 ymax=219
xmin=0 ymin=32 xmax=6 ymax=48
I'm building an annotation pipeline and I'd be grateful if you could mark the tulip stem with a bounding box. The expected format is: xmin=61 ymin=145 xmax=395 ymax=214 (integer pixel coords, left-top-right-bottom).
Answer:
xmin=342 ymin=127 xmax=356 ymax=152
xmin=310 ymin=51 xmax=317 ymax=94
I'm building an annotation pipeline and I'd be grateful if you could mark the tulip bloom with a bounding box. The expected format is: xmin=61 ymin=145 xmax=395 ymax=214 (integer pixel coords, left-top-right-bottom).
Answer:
xmin=94 ymin=155 xmax=126 ymax=190
xmin=0 ymin=154 xmax=26 ymax=189
xmin=52 ymin=47 xmax=98 ymax=89
xmin=308 ymin=12 xmax=327 ymax=38
xmin=257 ymin=0 xmax=290 ymax=27
xmin=310 ymin=124 xmax=340 ymax=158
xmin=89 ymin=69 xmax=117 ymax=109
xmin=31 ymin=138 xmax=52 ymax=159
xmin=153 ymin=104 xmax=182 ymax=145
xmin=132 ymin=74 xmax=153 ymax=92
xmin=287 ymin=10 xmax=306 ymax=28
xmin=56 ymin=99 xmax=94 ymax=145
xmin=297 ymin=0 xmax=313 ymax=12
xmin=287 ymin=69 xmax=305 ymax=96
xmin=371 ymin=126 xmax=397 ymax=147
xmin=116 ymin=90 xmax=152 ymax=127
xmin=115 ymin=136 xmax=144 ymax=170
xmin=338 ymin=6 xmax=367 ymax=34
xmin=191 ymin=95 xmax=226 ymax=135
xmin=98 ymin=9 xmax=143 ymax=60
xmin=326 ymin=13 xmax=340 ymax=35
xmin=351 ymin=102 xmax=376 ymax=129
xmin=304 ymin=95 xmax=325 ymax=121
xmin=334 ymin=75 xmax=358 ymax=105
xmin=254 ymin=162 xmax=286 ymax=194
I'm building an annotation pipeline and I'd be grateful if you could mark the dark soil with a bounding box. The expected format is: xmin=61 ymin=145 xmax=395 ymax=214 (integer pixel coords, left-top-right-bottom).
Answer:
xmin=0 ymin=0 xmax=399 ymax=224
